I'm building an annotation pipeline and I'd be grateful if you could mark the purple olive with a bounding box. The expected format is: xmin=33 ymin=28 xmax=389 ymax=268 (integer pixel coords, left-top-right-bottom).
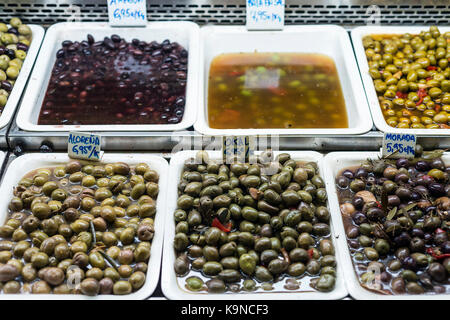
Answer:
xmin=428 ymin=183 xmax=445 ymax=197
xmin=394 ymin=232 xmax=411 ymax=247
xmin=352 ymin=196 xmax=364 ymax=209
xmin=351 ymin=211 xmax=367 ymax=225
xmin=402 ymin=256 xmax=417 ymax=271
xmin=441 ymin=241 xmax=450 ymax=254
xmin=387 ymin=195 xmax=401 ymax=206
xmin=396 ymin=158 xmax=409 ymax=168
xmin=415 ymin=160 xmax=430 ymax=171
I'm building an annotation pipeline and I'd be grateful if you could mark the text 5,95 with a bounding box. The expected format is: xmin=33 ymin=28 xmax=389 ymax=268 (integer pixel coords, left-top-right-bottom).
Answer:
xmin=225 ymin=304 xmax=269 ymax=315
xmin=385 ymin=142 xmax=414 ymax=155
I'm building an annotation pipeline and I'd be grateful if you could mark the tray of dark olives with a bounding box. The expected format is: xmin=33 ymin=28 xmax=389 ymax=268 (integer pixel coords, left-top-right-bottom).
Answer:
xmin=0 ymin=153 xmax=168 ymax=299
xmin=0 ymin=18 xmax=44 ymax=131
xmin=324 ymin=150 xmax=450 ymax=299
xmin=162 ymin=150 xmax=347 ymax=299
xmin=16 ymin=22 xmax=199 ymax=132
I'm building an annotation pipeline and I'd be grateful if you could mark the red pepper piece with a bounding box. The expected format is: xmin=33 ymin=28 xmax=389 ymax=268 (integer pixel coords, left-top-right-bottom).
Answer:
xmin=395 ymin=91 xmax=408 ymax=99
xmin=426 ymin=247 xmax=450 ymax=260
xmin=229 ymin=70 xmax=244 ymax=77
xmin=426 ymin=66 xmax=437 ymax=71
xmin=416 ymin=88 xmax=428 ymax=106
xmin=435 ymin=228 xmax=445 ymax=234
xmin=307 ymin=248 xmax=314 ymax=259
xmin=212 ymin=218 xmax=231 ymax=233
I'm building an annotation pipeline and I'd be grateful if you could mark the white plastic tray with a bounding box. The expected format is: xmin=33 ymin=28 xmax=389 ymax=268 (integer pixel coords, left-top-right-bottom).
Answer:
xmin=323 ymin=151 xmax=450 ymax=300
xmin=0 ymin=153 xmax=168 ymax=300
xmin=16 ymin=22 xmax=200 ymax=132
xmin=352 ymin=26 xmax=450 ymax=136
xmin=194 ymin=25 xmax=373 ymax=136
xmin=162 ymin=150 xmax=347 ymax=300
xmin=0 ymin=25 xmax=44 ymax=130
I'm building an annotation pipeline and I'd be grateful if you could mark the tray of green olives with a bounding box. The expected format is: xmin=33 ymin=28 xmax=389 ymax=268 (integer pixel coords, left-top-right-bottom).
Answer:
xmin=162 ymin=150 xmax=347 ymax=300
xmin=0 ymin=153 xmax=168 ymax=299
xmin=0 ymin=18 xmax=44 ymax=131
xmin=352 ymin=26 xmax=450 ymax=135
xmin=324 ymin=150 xmax=450 ymax=299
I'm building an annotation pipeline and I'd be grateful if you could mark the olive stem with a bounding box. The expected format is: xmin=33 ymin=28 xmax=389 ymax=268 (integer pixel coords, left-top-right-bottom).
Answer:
xmin=99 ymin=250 xmax=120 ymax=270
xmin=89 ymin=220 xmax=97 ymax=247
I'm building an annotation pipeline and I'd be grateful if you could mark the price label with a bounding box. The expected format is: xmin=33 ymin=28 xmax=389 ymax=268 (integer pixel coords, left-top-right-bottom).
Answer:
xmin=222 ymin=136 xmax=255 ymax=163
xmin=107 ymin=0 xmax=147 ymax=26
xmin=68 ymin=132 xmax=102 ymax=161
xmin=382 ymin=132 xmax=416 ymax=159
xmin=246 ymin=0 xmax=285 ymax=30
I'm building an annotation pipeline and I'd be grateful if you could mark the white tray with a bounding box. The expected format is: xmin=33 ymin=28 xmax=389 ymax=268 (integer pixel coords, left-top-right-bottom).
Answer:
xmin=0 ymin=153 xmax=168 ymax=300
xmin=162 ymin=150 xmax=348 ymax=300
xmin=352 ymin=26 xmax=450 ymax=136
xmin=194 ymin=25 xmax=373 ymax=136
xmin=0 ymin=25 xmax=44 ymax=130
xmin=16 ymin=22 xmax=200 ymax=132
xmin=323 ymin=151 xmax=450 ymax=300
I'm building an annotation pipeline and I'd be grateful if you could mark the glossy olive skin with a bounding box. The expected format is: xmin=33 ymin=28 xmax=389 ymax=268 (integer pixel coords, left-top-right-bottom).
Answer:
xmin=174 ymin=151 xmax=336 ymax=294
xmin=0 ymin=18 xmax=33 ymax=109
xmin=364 ymin=26 xmax=450 ymax=129
xmin=336 ymin=149 xmax=450 ymax=295
xmin=0 ymin=161 xmax=159 ymax=296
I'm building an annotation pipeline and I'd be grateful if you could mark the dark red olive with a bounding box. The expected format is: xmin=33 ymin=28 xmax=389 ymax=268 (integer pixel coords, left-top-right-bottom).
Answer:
xmin=346 ymin=225 xmax=359 ymax=238
xmin=428 ymin=183 xmax=445 ymax=197
xmin=401 ymin=256 xmax=417 ymax=271
xmin=396 ymin=158 xmax=409 ymax=168
xmin=415 ymin=160 xmax=430 ymax=171
xmin=336 ymin=176 xmax=349 ymax=188
xmin=380 ymin=271 xmax=392 ymax=283
xmin=387 ymin=195 xmax=401 ymax=206
xmin=351 ymin=211 xmax=367 ymax=225
xmin=1 ymin=81 xmax=12 ymax=92
xmin=395 ymin=186 xmax=412 ymax=200
xmin=354 ymin=167 xmax=368 ymax=179
xmin=342 ymin=170 xmax=354 ymax=179
xmin=17 ymin=42 xmax=29 ymax=52
xmin=428 ymin=262 xmax=446 ymax=282
xmin=348 ymin=239 xmax=359 ymax=249
xmin=430 ymin=158 xmax=445 ymax=170
xmin=394 ymin=232 xmax=411 ymax=247
xmin=413 ymin=185 xmax=428 ymax=197
xmin=441 ymin=241 xmax=450 ymax=254
xmin=352 ymin=196 xmax=364 ymax=209
xmin=418 ymin=273 xmax=434 ymax=289
xmin=411 ymin=228 xmax=424 ymax=238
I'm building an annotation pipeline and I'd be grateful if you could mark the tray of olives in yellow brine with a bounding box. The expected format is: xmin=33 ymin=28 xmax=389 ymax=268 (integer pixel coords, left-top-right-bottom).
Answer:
xmin=324 ymin=150 xmax=450 ymax=299
xmin=0 ymin=153 xmax=168 ymax=299
xmin=0 ymin=18 xmax=44 ymax=131
xmin=162 ymin=150 xmax=347 ymax=300
xmin=352 ymin=26 xmax=450 ymax=136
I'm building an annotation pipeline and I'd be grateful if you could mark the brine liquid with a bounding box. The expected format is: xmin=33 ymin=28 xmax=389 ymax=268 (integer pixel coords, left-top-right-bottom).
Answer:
xmin=207 ymin=52 xmax=348 ymax=129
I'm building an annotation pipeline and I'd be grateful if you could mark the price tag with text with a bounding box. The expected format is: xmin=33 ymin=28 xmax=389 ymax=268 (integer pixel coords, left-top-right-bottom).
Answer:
xmin=382 ymin=132 xmax=416 ymax=159
xmin=107 ymin=0 xmax=147 ymax=26
xmin=68 ymin=132 xmax=102 ymax=161
xmin=246 ymin=0 xmax=285 ymax=30
xmin=222 ymin=136 xmax=255 ymax=163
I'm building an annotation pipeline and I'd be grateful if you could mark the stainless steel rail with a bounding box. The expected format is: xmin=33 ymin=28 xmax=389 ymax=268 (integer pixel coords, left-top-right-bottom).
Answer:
xmin=0 ymin=0 xmax=449 ymax=26
xmin=1 ymin=0 xmax=450 ymax=152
